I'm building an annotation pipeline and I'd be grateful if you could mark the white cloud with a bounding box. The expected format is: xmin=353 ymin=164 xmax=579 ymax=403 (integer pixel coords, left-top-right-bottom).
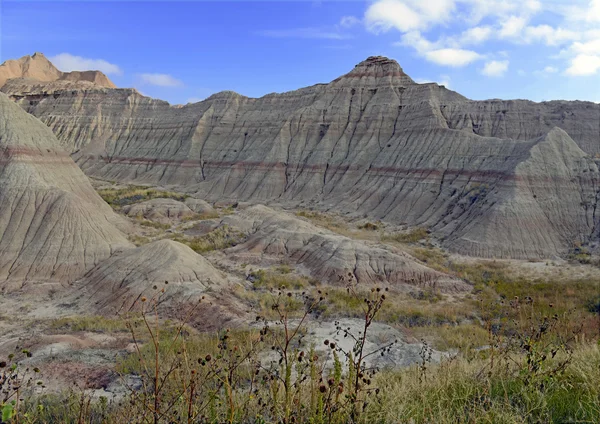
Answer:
xmin=365 ymin=0 xmax=455 ymax=33
xmin=415 ymin=74 xmax=451 ymax=87
xmin=571 ymin=38 xmax=600 ymax=55
xmin=566 ymin=54 xmax=600 ymax=75
xmin=339 ymin=16 xmax=360 ymax=28
xmin=187 ymin=97 xmax=204 ymax=103
xmin=363 ymin=0 xmax=600 ymax=78
xmin=481 ymin=60 xmax=509 ymax=77
xmin=533 ymin=65 xmax=560 ymax=76
xmin=425 ymin=48 xmax=482 ymax=67
xmin=50 ymin=53 xmax=122 ymax=75
xmin=459 ymin=26 xmax=492 ymax=45
xmin=399 ymin=31 xmax=437 ymax=53
xmin=499 ymin=15 xmax=528 ymax=38
xmin=138 ymin=73 xmax=183 ymax=87
xmin=523 ymin=25 xmax=580 ymax=46
xmin=398 ymin=31 xmax=482 ymax=67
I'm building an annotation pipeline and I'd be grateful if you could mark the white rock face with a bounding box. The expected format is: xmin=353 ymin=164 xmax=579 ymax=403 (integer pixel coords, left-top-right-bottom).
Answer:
xmin=0 ymin=92 xmax=132 ymax=292
xmin=3 ymin=56 xmax=600 ymax=259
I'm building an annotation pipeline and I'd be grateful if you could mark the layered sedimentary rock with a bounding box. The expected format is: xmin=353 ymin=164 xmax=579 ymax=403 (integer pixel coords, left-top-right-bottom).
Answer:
xmin=0 ymin=52 xmax=115 ymax=89
xmin=222 ymin=206 xmax=468 ymax=292
xmin=123 ymin=198 xmax=196 ymax=223
xmin=0 ymin=92 xmax=131 ymax=292
xmin=77 ymin=239 xmax=228 ymax=315
xmin=3 ymin=55 xmax=600 ymax=259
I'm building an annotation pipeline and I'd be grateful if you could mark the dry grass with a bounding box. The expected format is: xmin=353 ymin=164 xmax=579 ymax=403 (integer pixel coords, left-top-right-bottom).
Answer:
xmin=170 ymin=225 xmax=246 ymax=253
xmin=382 ymin=227 xmax=429 ymax=243
xmin=97 ymin=186 xmax=188 ymax=209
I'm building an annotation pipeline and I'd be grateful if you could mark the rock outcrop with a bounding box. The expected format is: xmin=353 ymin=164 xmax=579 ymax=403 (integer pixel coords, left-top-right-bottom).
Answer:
xmin=0 ymin=52 xmax=115 ymax=89
xmin=122 ymin=198 xmax=196 ymax=223
xmin=0 ymin=92 xmax=131 ymax=292
xmin=3 ymin=55 xmax=600 ymax=259
xmin=76 ymin=239 xmax=228 ymax=315
xmin=222 ymin=206 xmax=468 ymax=292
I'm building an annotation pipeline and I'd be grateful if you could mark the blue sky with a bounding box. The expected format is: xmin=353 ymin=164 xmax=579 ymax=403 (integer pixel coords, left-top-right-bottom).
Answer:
xmin=2 ymin=0 xmax=600 ymax=104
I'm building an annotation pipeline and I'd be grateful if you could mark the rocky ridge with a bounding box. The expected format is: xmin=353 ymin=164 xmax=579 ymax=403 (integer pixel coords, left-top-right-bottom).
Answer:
xmin=3 ymin=55 xmax=600 ymax=259
xmin=0 ymin=52 xmax=115 ymax=89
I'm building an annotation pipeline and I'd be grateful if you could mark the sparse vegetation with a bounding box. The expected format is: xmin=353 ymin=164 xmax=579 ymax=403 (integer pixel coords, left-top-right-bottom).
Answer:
xmin=171 ymin=225 xmax=246 ymax=253
xmin=98 ymin=186 xmax=188 ymax=209
xmin=382 ymin=227 xmax=429 ymax=243
xmin=137 ymin=219 xmax=171 ymax=230
xmin=129 ymin=234 xmax=152 ymax=246
xmin=247 ymin=268 xmax=308 ymax=290
xmin=358 ymin=221 xmax=380 ymax=231
xmin=49 ymin=315 xmax=131 ymax=333
xmin=4 ymin=282 xmax=599 ymax=423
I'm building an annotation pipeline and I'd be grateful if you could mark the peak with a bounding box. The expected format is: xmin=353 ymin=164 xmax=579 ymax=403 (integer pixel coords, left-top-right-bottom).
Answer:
xmin=540 ymin=127 xmax=572 ymax=142
xmin=355 ymin=56 xmax=400 ymax=67
xmin=332 ymin=55 xmax=415 ymax=86
xmin=31 ymin=52 xmax=46 ymax=58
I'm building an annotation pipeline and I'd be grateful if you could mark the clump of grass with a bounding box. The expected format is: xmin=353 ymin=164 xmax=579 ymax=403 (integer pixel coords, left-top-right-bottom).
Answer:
xmin=383 ymin=227 xmax=429 ymax=243
xmin=409 ymin=247 xmax=450 ymax=271
xmin=98 ymin=186 xmax=188 ymax=209
xmin=413 ymin=324 xmax=490 ymax=352
xmin=171 ymin=225 xmax=245 ymax=253
xmin=315 ymin=287 xmax=472 ymax=327
xmin=358 ymin=222 xmax=380 ymax=231
xmin=128 ymin=234 xmax=151 ymax=246
xmin=137 ymin=219 xmax=171 ymax=230
xmin=275 ymin=264 xmax=293 ymax=274
xmin=248 ymin=269 xmax=308 ymax=290
xmin=49 ymin=315 xmax=130 ymax=333
xmin=295 ymin=210 xmax=346 ymax=232
xmin=180 ymin=211 xmax=220 ymax=222
xmin=366 ymin=343 xmax=600 ymax=424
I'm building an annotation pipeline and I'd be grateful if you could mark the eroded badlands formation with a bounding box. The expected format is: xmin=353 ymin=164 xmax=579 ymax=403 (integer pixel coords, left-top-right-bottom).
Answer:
xmin=0 ymin=52 xmax=115 ymax=88
xmin=0 ymin=92 xmax=131 ymax=291
xmin=2 ymin=54 xmax=600 ymax=259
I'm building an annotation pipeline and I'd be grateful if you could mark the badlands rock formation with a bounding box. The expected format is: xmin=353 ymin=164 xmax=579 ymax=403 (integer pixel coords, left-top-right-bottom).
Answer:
xmin=0 ymin=52 xmax=115 ymax=89
xmin=3 ymin=55 xmax=600 ymax=259
xmin=76 ymin=239 xmax=228 ymax=315
xmin=222 ymin=206 xmax=468 ymax=292
xmin=0 ymin=92 xmax=131 ymax=292
xmin=123 ymin=198 xmax=196 ymax=223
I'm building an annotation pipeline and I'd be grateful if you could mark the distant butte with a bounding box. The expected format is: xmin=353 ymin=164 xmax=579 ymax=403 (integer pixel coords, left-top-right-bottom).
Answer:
xmin=0 ymin=52 xmax=116 ymax=89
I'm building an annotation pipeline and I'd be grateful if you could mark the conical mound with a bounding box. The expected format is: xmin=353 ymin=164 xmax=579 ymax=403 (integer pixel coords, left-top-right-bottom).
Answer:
xmin=331 ymin=55 xmax=416 ymax=87
xmin=0 ymin=52 xmax=62 ymax=88
xmin=77 ymin=239 xmax=228 ymax=314
xmin=0 ymin=92 xmax=132 ymax=292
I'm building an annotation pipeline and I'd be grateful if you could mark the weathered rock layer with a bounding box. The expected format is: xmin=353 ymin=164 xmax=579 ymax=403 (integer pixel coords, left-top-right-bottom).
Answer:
xmin=222 ymin=205 xmax=469 ymax=292
xmin=3 ymin=55 xmax=600 ymax=259
xmin=0 ymin=92 xmax=131 ymax=292
xmin=0 ymin=52 xmax=115 ymax=89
